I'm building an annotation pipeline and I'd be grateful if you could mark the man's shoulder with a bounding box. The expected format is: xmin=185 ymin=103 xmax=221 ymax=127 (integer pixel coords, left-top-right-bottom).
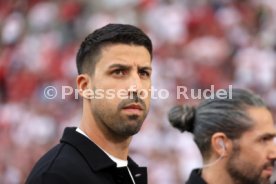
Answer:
xmin=25 ymin=127 xmax=148 ymax=184
xmin=26 ymin=142 xmax=91 ymax=184
xmin=37 ymin=142 xmax=86 ymax=170
xmin=26 ymin=127 xmax=118 ymax=184
xmin=26 ymin=128 xmax=97 ymax=184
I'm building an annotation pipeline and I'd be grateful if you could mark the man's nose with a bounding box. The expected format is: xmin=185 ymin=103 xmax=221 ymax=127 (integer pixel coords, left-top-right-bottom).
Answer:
xmin=129 ymin=73 xmax=143 ymax=90
xmin=127 ymin=74 xmax=144 ymax=98
xmin=268 ymin=144 xmax=276 ymax=160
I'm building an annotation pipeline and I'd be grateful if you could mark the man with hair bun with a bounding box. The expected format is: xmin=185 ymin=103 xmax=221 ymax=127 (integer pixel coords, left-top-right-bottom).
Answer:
xmin=169 ymin=88 xmax=276 ymax=184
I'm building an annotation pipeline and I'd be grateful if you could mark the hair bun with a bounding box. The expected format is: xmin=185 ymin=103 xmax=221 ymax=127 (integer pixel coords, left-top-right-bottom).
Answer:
xmin=168 ymin=105 xmax=196 ymax=133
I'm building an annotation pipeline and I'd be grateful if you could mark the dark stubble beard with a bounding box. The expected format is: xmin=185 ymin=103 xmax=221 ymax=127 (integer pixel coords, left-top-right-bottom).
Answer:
xmin=92 ymin=94 xmax=148 ymax=139
xmin=226 ymin=143 xmax=272 ymax=184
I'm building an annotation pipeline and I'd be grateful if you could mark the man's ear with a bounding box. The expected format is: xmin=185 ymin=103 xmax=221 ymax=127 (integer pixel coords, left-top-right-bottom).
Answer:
xmin=211 ymin=133 xmax=229 ymax=158
xmin=76 ymin=74 xmax=92 ymax=99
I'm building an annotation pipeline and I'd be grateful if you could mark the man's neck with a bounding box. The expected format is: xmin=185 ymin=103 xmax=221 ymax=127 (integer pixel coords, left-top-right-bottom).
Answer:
xmin=201 ymin=164 xmax=235 ymax=184
xmin=79 ymin=121 xmax=131 ymax=160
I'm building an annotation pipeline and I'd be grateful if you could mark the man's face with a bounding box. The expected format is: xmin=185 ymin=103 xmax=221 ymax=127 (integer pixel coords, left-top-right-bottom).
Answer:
xmin=87 ymin=44 xmax=152 ymax=139
xmin=226 ymin=107 xmax=276 ymax=184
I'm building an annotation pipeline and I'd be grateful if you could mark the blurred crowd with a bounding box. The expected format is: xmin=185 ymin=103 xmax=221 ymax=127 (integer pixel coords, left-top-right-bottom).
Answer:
xmin=1 ymin=0 xmax=276 ymax=183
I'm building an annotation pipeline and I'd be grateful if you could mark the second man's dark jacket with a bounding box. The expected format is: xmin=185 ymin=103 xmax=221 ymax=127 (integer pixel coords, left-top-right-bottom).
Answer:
xmin=186 ymin=169 xmax=207 ymax=184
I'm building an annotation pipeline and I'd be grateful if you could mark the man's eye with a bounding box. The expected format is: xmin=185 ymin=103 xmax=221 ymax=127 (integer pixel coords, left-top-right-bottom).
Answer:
xmin=113 ymin=69 xmax=128 ymax=76
xmin=139 ymin=71 xmax=150 ymax=78
xmin=273 ymin=137 xmax=276 ymax=145
xmin=260 ymin=136 xmax=272 ymax=144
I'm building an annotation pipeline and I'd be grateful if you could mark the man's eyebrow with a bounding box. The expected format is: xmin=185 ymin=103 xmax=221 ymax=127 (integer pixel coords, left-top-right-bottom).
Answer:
xmin=138 ymin=66 xmax=152 ymax=71
xmin=257 ymin=133 xmax=276 ymax=139
xmin=108 ymin=64 xmax=152 ymax=71
xmin=108 ymin=64 xmax=131 ymax=70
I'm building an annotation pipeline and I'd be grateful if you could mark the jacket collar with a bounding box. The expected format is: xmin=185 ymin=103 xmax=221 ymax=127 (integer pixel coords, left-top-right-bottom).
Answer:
xmin=186 ymin=169 xmax=207 ymax=184
xmin=60 ymin=127 xmax=147 ymax=179
xmin=128 ymin=157 xmax=147 ymax=184
xmin=60 ymin=127 xmax=117 ymax=171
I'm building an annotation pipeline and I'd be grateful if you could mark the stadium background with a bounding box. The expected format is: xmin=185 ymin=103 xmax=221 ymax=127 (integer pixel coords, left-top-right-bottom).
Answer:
xmin=1 ymin=0 xmax=276 ymax=183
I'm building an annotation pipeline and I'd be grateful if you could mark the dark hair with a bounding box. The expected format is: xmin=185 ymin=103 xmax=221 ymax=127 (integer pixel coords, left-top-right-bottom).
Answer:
xmin=76 ymin=23 xmax=152 ymax=74
xmin=168 ymin=88 xmax=266 ymax=158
